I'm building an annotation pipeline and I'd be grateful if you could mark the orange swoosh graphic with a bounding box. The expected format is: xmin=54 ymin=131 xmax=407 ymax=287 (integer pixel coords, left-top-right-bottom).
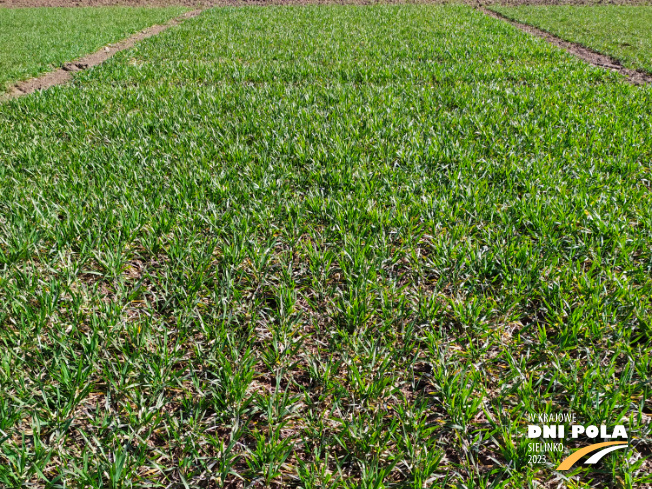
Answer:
xmin=556 ymin=441 xmax=628 ymax=470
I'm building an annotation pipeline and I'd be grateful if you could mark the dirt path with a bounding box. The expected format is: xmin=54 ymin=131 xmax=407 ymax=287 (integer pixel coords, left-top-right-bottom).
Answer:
xmin=0 ymin=9 xmax=202 ymax=102
xmin=480 ymin=6 xmax=652 ymax=85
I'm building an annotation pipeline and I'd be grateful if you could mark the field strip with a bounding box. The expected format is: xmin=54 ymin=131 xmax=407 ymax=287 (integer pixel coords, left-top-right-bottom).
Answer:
xmin=0 ymin=8 xmax=202 ymax=101
xmin=480 ymin=6 xmax=652 ymax=85
xmin=1 ymin=5 xmax=651 ymax=485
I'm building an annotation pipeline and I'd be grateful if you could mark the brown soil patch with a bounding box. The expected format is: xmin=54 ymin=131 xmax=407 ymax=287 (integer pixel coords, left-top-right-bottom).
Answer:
xmin=480 ymin=7 xmax=652 ymax=84
xmin=1 ymin=9 xmax=202 ymax=101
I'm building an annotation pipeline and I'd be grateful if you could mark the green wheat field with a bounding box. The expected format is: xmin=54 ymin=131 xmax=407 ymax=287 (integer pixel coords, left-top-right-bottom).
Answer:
xmin=0 ymin=4 xmax=651 ymax=488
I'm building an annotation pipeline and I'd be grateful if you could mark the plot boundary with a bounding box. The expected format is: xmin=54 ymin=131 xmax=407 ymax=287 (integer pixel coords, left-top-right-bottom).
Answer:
xmin=0 ymin=9 xmax=202 ymax=102
xmin=481 ymin=6 xmax=652 ymax=84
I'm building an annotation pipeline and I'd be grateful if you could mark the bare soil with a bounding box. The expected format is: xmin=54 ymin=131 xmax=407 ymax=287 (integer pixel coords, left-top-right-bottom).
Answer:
xmin=481 ymin=7 xmax=652 ymax=84
xmin=1 ymin=9 xmax=202 ymax=101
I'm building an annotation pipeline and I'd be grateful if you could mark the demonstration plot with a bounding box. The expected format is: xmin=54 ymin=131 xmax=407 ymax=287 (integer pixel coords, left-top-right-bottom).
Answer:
xmin=491 ymin=5 xmax=652 ymax=74
xmin=0 ymin=4 xmax=651 ymax=487
xmin=0 ymin=6 xmax=188 ymax=91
